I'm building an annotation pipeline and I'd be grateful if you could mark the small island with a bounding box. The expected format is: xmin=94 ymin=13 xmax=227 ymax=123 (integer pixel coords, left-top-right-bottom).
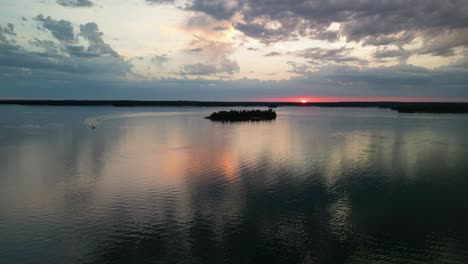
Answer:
xmin=206 ymin=109 xmax=277 ymax=121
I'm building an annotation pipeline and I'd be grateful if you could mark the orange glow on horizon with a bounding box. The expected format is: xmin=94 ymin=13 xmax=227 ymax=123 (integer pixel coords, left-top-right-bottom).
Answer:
xmin=251 ymin=96 xmax=468 ymax=103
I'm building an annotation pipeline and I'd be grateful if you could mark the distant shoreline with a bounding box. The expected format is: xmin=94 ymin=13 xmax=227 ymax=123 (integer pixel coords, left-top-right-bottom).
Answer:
xmin=1 ymin=100 xmax=468 ymax=114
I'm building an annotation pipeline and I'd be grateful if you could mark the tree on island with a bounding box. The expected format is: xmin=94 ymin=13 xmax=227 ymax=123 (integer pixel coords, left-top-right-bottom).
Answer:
xmin=206 ymin=109 xmax=277 ymax=121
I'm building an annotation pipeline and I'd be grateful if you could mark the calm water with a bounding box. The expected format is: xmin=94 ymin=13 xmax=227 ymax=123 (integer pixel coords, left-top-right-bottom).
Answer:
xmin=1 ymin=106 xmax=468 ymax=264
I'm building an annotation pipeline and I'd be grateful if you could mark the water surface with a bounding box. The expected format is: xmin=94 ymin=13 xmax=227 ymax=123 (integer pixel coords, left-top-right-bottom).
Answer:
xmin=1 ymin=106 xmax=468 ymax=264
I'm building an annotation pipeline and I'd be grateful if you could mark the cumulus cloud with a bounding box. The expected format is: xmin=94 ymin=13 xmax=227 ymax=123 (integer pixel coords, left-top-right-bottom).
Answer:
xmin=184 ymin=0 xmax=468 ymax=56
xmin=181 ymin=37 xmax=240 ymax=75
xmin=188 ymin=0 xmax=240 ymax=20
xmin=57 ymin=0 xmax=94 ymax=7
xmin=0 ymin=19 xmax=130 ymax=82
xmin=78 ymin=23 xmax=120 ymax=57
xmin=35 ymin=14 xmax=77 ymax=43
xmin=2 ymin=18 xmax=467 ymax=101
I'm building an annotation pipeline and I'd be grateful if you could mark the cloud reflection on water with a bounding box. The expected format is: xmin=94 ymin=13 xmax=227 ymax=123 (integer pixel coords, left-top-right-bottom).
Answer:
xmin=1 ymin=106 xmax=468 ymax=263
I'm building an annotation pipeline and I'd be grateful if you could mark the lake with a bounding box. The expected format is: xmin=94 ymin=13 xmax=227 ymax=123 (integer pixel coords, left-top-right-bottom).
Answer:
xmin=1 ymin=105 xmax=468 ymax=264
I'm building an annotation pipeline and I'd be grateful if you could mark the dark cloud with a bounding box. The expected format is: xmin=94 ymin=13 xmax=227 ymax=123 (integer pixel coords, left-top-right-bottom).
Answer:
xmin=373 ymin=47 xmax=411 ymax=63
xmin=2 ymin=20 xmax=467 ymax=101
xmin=186 ymin=47 xmax=203 ymax=53
xmin=292 ymin=47 xmax=367 ymax=66
xmin=417 ymin=29 xmax=468 ymax=57
xmin=34 ymin=19 xmax=120 ymax=58
xmin=79 ymin=23 xmax=119 ymax=57
xmin=31 ymin=38 xmax=60 ymax=55
xmin=185 ymin=14 xmax=232 ymax=38
xmin=57 ymin=0 xmax=94 ymax=7
xmin=362 ymin=32 xmax=416 ymax=47
xmin=187 ymin=14 xmax=215 ymax=28
xmin=188 ymin=0 xmax=240 ymax=20
xmin=264 ymin=51 xmax=282 ymax=57
xmin=0 ymin=23 xmax=16 ymax=36
xmin=0 ymin=49 xmax=130 ymax=76
xmin=234 ymin=21 xmax=298 ymax=44
xmin=35 ymin=14 xmax=77 ymax=43
xmin=186 ymin=0 xmax=468 ymax=55
xmin=212 ymin=26 xmax=228 ymax=31
xmin=2 ymin=61 xmax=467 ymax=100
xmin=0 ymin=24 xmax=18 ymax=52
xmin=0 ymin=20 xmax=130 ymax=82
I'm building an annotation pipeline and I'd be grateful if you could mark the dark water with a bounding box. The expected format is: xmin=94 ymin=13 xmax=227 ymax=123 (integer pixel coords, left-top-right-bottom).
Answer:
xmin=1 ymin=106 xmax=468 ymax=264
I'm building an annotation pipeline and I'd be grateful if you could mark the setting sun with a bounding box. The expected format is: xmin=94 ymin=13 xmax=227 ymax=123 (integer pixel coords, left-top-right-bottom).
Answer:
xmin=300 ymin=99 xmax=308 ymax=103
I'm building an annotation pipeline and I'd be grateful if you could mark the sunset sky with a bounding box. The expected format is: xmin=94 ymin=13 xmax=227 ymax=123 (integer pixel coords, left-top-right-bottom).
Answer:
xmin=1 ymin=0 xmax=467 ymax=101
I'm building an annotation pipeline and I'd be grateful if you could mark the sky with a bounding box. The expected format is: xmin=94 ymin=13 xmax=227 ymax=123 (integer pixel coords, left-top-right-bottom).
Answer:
xmin=0 ymin=0 xmax=467 ymax=101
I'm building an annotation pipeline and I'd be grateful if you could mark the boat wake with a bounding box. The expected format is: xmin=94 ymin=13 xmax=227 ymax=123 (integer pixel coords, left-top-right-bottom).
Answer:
xmin=84 ymin=112 xmax=195 ymax=128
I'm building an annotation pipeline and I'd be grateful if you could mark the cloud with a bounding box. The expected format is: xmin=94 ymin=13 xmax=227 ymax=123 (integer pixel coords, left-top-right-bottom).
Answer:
xmin=0 ymin=20 xmax=130 ymax=81
xmin=34 ymin=18 xmax=120 ymax=58
xmin=286 ymin=61 xmax=313 ymax=75
xmin=185 ymin=37 xmax=236 ymax=61
xmin=290 ymin=62 xmax=468 ymax=95
xmin=152 ymin=54 xmax=170 ymax=65
xmin=0 ymin=23 xmax=16 ymax=37
xmin=145 ymin=0 xmax=175 ymax=4
xmin=0 ymin=23 xmax=17 ymax=49
xmin=292 ymin=47 xmax=367 ymax=66
xmin=3 ymin=60 xmax=467 ymax=100
xmin=264 ymin=51 xmax=282 ymax=57
xmin=181 ymin=37 xmax=240 ymax=76
xmin=35 ymin=14 xmax=77 ymax=43
xmin=2 ymin=19 xmax=467 ymax=102
xmin=212 ymin=26 xmax=228 ymax=31
xmin=181 ymin=63 xmax=217 ymax=75
xmin=184 ymin=13 xmax=232 ymax=40
xmin=186 ymin=0 xmax=468 ymax=55
xmin=188 ymin=0 xmax=240 ymax=20
xmin=30 ymin=38 xmax=60 ymax=54
xmin=79 ymin=23 xmax=119 ymax=57
xmin=417 ymin=29 xmax=468 ymax=57
xmin=186 ymin=47 xmax=203 ymax=53
xmin=373 ymin=47 xmax=411 ymax=63
xmin=56 ymin=0 xmax=94 ymax=8
xmin=181 ymin=57 xmax=239 ymax=76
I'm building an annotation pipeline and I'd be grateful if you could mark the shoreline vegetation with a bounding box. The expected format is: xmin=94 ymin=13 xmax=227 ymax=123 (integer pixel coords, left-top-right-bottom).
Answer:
xmin=206 ymin=109 xmax=277 ymax=121
xmin=1 ymin=100 xmax=468 ymax=114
